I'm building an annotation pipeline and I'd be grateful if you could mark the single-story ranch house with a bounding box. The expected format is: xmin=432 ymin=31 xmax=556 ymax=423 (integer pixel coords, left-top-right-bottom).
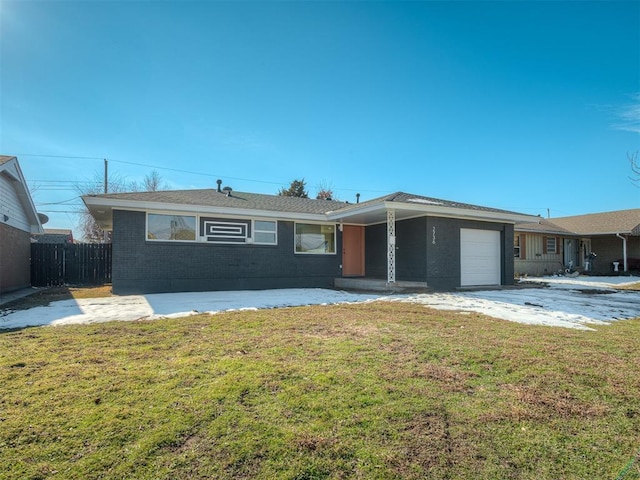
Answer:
xmin=515 ymin=209 xmax=640 ymax=276
xmin=0 ymin=156 xmax=43 ymax=294
xmin=83 ymin=187 xmax=536 ymax=295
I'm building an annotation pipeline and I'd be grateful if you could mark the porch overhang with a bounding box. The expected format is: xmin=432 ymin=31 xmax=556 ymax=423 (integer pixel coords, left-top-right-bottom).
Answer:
xmin=327 ymin=201 xmax=536 ymax=226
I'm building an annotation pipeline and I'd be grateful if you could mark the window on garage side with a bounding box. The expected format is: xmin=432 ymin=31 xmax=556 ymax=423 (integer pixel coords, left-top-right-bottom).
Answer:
xmin=295 ymin=223 xmax=336 ymax=254
xmin=514 ymin=234 xmax=521 ymax=258
xmin=147 ymin=213 xmax=196 ymax=241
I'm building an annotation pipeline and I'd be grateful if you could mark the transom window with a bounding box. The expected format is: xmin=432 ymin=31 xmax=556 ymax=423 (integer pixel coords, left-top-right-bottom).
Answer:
xmin=295 ymin=223 xmax=336 ymax=254
xmin=147 ymin=214 xmax=196 ymax=241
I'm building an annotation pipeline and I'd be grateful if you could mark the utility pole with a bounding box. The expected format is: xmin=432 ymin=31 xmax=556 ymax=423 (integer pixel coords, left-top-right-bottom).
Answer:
xmin=103 ymin=159 xmax=108 ymax=243
xmin=104 ymin=159 xmax=108 ymax=194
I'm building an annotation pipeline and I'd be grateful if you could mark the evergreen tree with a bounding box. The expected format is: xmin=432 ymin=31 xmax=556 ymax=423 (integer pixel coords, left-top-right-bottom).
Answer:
xmin=278 ymin=179 xmax=309 ymax=198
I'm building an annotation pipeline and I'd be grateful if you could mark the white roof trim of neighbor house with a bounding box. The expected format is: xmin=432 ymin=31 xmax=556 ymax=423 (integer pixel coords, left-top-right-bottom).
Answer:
xmin=0 ymin=156 xmax=43 ymax=234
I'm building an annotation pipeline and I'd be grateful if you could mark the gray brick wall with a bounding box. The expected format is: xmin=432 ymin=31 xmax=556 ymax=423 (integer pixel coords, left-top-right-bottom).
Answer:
xmin=112 ymin=210 xmax=342 ymax=294
xmin=365 ymin=216 xmax=514 ymax=290
xmin=590 ymin=236 xmax=640 ymax=274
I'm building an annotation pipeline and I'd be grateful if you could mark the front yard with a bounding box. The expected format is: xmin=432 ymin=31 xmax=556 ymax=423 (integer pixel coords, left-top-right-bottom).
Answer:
xmin=1 ymin=301 xmax=639 ymax=479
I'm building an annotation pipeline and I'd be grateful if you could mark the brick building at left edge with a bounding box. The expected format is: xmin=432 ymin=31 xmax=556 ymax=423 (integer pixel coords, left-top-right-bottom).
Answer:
xmin=0 ymin=156 xmax=44 ymax=295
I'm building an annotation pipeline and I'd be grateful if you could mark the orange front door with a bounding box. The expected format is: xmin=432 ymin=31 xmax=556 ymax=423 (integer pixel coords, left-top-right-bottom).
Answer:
xmin=342 ymin=225 xmax=365 ymax=276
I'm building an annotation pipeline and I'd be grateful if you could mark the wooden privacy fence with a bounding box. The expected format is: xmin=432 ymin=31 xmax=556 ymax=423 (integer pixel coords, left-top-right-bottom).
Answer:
xmin=31 ymin=243 xmax=112 ymax=287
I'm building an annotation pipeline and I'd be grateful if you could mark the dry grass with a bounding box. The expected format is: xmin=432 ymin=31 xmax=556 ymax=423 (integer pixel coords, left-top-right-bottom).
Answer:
xmin=1 ymin=285 xmax=112 ymax=311
xmin=0 ymin=293 xmax=639 ymax=479
xmin=619 ymin=281 xmax=640 ymax=291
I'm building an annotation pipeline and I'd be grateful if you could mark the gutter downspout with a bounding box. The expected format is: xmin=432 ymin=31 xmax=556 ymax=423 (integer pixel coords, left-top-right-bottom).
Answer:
xmin=616 ymin=233 xmax=628 ymax=272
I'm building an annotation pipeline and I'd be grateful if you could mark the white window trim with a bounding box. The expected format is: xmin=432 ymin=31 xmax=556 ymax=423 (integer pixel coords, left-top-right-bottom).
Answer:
xmin=546 ymin=237 xmax=557 ymax=254
xmin=145 ymin=211 xmax=278 ymax=246
xmin=294 ymin=221 xmax=337 ymax=255
xmin=253 ymin=220 xmax=278 ymax=245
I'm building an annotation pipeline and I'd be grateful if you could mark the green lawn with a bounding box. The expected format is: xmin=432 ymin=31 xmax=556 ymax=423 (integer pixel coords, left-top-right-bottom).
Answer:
xmin=1 ymin=301 xmax=639 ymax=479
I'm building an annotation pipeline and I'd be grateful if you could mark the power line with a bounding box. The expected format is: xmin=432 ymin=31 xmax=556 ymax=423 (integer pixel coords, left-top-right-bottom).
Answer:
xmin=36 ymin=197 xmax=82 ymax=206
xmin=10 ymin=153 xmax=103 ymax=160
xmin=12 ymin=152 xmax=389 ymax=193
xmin=38 ymin=209 xmax=85 ymax=214
xmin=109 ymin=158 xmax=289 ymax=187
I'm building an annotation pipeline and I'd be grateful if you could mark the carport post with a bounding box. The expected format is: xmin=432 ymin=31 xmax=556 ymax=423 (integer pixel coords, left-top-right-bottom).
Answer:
xmin=387 ymin=209 xmax=396 ymax=283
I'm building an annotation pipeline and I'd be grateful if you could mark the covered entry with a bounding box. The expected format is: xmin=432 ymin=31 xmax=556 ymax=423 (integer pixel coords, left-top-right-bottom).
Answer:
xmin=460 ymin=228 xmax=501 ymax=286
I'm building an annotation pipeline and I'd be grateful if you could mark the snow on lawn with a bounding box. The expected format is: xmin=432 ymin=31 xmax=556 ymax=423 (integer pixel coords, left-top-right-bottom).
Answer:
xmin=392 ymin=276 xmax=640 ymax=331
xmin=0 ymin=276 xmax=638 ymax=331
xmin=0 ymin=289 xmax=381 ymax=330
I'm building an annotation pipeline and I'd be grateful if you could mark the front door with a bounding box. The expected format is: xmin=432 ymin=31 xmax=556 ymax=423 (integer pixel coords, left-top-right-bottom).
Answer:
xmin=564 ymin=238 xmax=579 ymax=268
xmin=342 ymin=225 xmax=365 ymax=276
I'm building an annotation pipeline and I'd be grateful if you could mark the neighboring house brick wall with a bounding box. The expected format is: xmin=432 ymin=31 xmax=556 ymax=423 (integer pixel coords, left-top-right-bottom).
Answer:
xmin=0 ymin=223 xmax=31 ymax=293
xmin=112 ymin=210 xmax=342 ymax=294
xmin=590 ymin=236 xmax=640 ymax=274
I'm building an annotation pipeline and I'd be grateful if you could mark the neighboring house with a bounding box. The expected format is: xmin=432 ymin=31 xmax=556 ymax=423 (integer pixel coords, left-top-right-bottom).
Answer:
xmin=83 ymin=186 xmax=535 ymax=294
xmin=515 ymin=209 xmax=640 ymax=276
xmin=0 ymin=156 xmax=43 ymax=294
xmin=32 ymin=228 xmax=74 ymax=244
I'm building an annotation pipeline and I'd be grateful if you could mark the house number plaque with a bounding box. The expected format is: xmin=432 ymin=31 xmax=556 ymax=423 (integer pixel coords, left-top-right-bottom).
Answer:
xmin=432 ymin=226 xmax=436 ymax=245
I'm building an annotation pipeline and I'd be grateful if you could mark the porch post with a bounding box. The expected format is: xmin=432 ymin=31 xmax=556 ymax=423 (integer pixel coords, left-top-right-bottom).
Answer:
xmin=387 ymin=209 xmax=396 ymax=283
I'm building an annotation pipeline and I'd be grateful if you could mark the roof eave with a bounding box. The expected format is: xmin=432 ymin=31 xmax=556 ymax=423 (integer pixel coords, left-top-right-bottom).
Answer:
xmin=327 ymin=200 xmax=537 ymax=224
xmin=82 ymin=196 xmax=331 ymax=230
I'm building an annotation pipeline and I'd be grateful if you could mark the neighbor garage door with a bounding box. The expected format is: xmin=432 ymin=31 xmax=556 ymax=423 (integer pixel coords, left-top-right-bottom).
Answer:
xmin=460 ymin=228 xmax=501 ymax=286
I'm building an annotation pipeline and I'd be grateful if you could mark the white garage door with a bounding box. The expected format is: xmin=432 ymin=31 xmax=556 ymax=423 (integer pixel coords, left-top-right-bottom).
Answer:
xmin=460 ymin=228 xmax=501 ymax=286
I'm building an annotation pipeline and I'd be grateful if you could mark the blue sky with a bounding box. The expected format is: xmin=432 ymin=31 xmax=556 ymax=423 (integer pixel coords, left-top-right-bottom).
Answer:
xmin=1 ymin=0 xmax=639 ymax=239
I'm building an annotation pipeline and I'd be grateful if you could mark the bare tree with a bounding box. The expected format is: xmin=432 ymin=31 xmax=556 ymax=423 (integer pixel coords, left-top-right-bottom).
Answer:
xmin=76 ymin=170 xmax=165 ymax=243
xmin=315 ymin=179 xmax=337 ymax=200
xmin=629 ymin=151 xmax=640 ymax=186
xmin=142 ymin=170 xmax=167 ymax=192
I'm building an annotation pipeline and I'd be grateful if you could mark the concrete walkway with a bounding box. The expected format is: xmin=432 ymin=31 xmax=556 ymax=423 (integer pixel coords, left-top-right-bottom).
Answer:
xmin=0 ymin=287 xmax=40 ymax=306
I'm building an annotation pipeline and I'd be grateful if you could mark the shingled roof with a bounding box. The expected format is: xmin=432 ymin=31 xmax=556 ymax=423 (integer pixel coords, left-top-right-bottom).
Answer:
xmin=516 ymin=209 xmax=640 ymax=236
xmin=84 ymin=187 xmax=537 ymax=229
xmin=87 ymin=189 xmax=348 ymax=215
xmin=550 ymin=209 xmax=640 ymax=235
xmin=350 ymin=191 xmax=527 ymax=216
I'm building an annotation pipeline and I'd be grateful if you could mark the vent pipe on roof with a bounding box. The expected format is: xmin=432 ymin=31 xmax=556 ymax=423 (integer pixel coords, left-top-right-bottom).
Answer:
xmin=216 ymin=179 xmax=222 ymax=193
xmin=356 ymin=193 xmax=360 ymax=204
xmin=222 ymin=186 xmax=232 ymax=197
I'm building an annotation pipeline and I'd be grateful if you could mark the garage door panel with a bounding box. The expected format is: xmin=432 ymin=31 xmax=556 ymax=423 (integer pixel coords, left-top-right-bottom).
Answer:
xmin=460 ymin=229 xmax=500 ymax=286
